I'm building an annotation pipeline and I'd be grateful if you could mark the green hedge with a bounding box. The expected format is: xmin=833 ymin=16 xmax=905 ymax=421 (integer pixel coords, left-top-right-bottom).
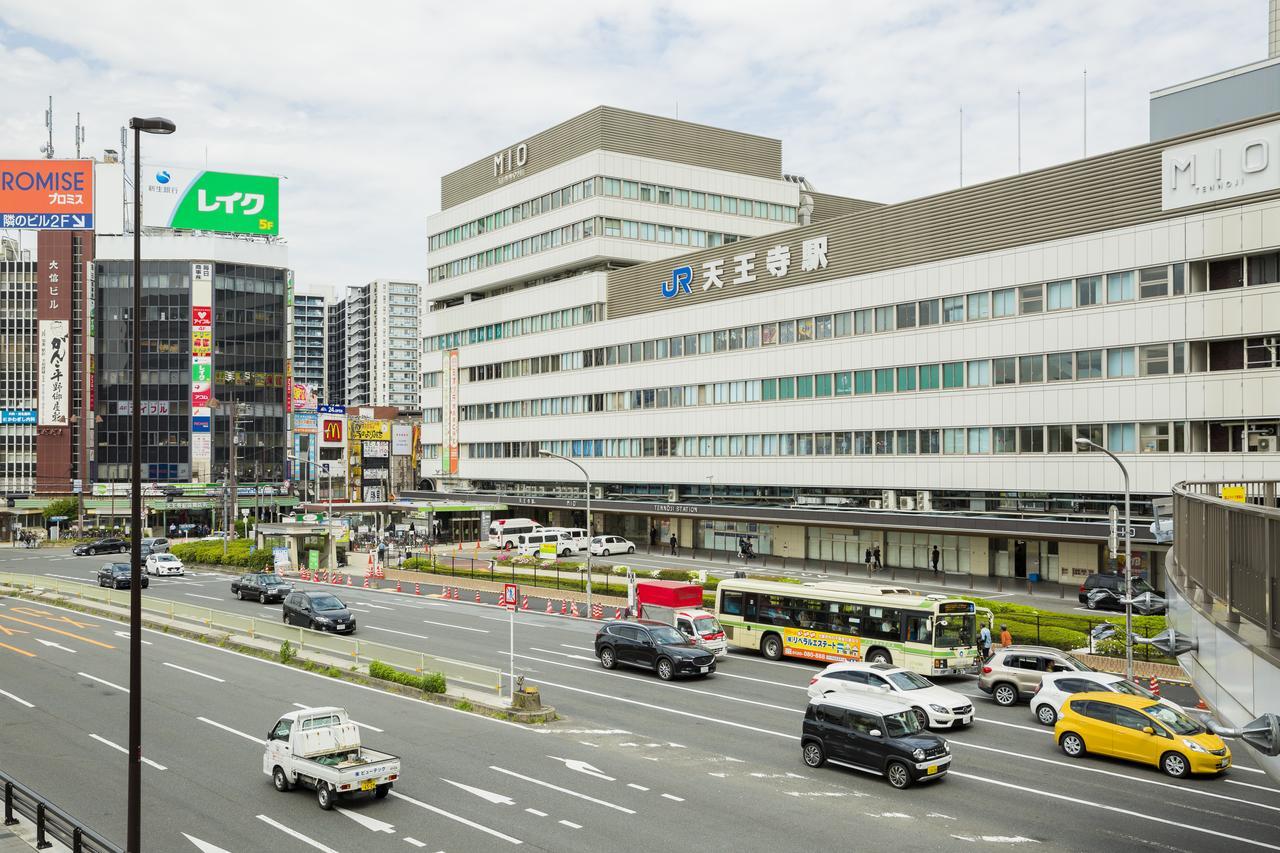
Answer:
xmin=171 ymin=539 xmax=272 ymax=570
xmin=369 ymin=659 xmax=446 ymax=693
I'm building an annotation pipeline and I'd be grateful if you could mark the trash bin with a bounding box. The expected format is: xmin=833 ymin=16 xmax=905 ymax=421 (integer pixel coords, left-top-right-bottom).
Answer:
xmin=1028 ymin=572 xmax=1040 ymax=583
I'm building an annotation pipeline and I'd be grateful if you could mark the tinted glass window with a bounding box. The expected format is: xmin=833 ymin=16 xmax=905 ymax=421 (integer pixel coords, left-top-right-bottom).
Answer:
xmin=1056 ymin=678 xmax=1095 ymax=693
xmin=1113 ymin=707 xmax=1151 ymax=731
xmin=848 ymin=710 xmax=879 ymax=735
xmin=816 ymin=705 xmax=847 ymax=726
xmin=1081 ymin=701 xmax=1117 ymax=725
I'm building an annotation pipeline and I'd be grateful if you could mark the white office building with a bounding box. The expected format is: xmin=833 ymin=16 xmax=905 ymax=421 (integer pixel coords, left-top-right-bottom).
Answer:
xmin=415 ymin=105 xmax=1280 ymax=586
xmin=341 ymin=278 xmax=422 ymax=409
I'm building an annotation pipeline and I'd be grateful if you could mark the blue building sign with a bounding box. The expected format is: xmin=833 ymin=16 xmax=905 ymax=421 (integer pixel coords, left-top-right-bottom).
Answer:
xmin=0 ymin=409 xmax=37 ymax=424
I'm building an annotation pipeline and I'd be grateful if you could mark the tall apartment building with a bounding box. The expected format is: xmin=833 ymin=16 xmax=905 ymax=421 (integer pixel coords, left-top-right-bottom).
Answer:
xmin=290 ymin=286 xmax=328 ymax=402
xmin=325 ymin=298 xmax=346 ymax=406
xmin=341 ymin=279 xmax=422 ymax=409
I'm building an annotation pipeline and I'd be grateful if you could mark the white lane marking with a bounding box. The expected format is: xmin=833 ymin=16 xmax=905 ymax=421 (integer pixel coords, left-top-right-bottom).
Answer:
xmin=364 ymin=603 xmax=394 ymax=611
xmin=951 ymin=739 xmax=1280 ymax=815
xmin=440 ymin=778 xmax=516 ymax=805
xmin=365 ymin=625 xmax=431 ymax=643
xmin=335 ymin=805 xmax=395 ymax=833
xmin=34 ymin=638 xmax=76 ymax=653
xmin=558 ymin=820 xmax=582 ymax=829
xmin=403 ymin=839 xmax=427 ymax=848
xmin=929 ymin=812 xmax=957 ymax=819
xmin=390 ymin=790 xmax=522 ymax=845
xmin=184 ymin=593 xmax=221 ymax=601
xmin=290 ymin=703 xmax=383 ymax=732
xmin=524 ymin=808 xmax=547 ymax=817
xmin=661 ymin=793 xmax=684 ymax=802
xmin=1231 ymin=764 xmax=1269 ymax=775
xmin=197 ymin=716 xmax=260 ymax=743
xmin=163 ymin=661 xmax=225 ymax=683
xmin=0 ymin=688 xmax=34 ymax=708
xmin=255 ymin=815 xmax=341 ymax=852
xmin=578 ymin=741 xmax=598 ymax=748
xmin=950 ymin=770 xmax=1280 ymax=851
xmin=89 ymin=734 xmax=166 ymax=770
xmin=523 ymin=650 xmax=803 ymax=714
xmin=562 ymin=645 xmax=801 ymax=690
xmin=864 ymin=812 xmax=912 ymax=818
xmin=46 ymin=573 xmax=96 ymax=583
xmin=952 ymin=836 xmax=1039 ymax=844
xmin=182 ymin=833 xmax=236 ymax=853
xmin=1226 ymin=778 xmax=1280 ymax=794
xmin=112 ymin=631 xmax=152 ymax=645
xmin=421 ymin=618 xmax=489 ymax=634
xmin=627 ymin=783 xmax=648 ymax=791
xmin=345 ymin=607 xmax=372 ymax=614
xmin=972 ymin=718 xmax=1053 ymax=735
xmin=78 ymin=672 xmax=128 ymax=693
xmin=489 ymin=766 xmax=636 ymax=814
xmin=547 ymin=756 xmax=614 ymax=781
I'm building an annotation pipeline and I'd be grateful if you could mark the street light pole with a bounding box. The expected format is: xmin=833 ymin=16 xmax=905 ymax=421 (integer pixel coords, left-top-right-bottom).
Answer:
xmin=1076 ymin=436 xmax=1133 ymax=680
xmin=539 ymin=450 xmax=592 ymax=614
xmin=127 ymin=114 xmax=175 ymax=853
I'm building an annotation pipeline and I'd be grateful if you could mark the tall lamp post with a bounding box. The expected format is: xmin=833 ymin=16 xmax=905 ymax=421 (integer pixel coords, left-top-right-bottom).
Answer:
xmin=127 ymin=115 xmax=175 ymax=853
xmin=1075 ymin=436 xmax=1133 ymax=680
xmin=538 ymin=450 xmax=592 ymax=614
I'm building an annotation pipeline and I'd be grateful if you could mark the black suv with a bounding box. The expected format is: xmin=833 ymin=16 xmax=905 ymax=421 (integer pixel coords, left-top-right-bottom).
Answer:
xmin=594 ymin=619 xmax=716 ymax=681
xmin=74 ymin=537 xmax=128 ymax=556
xmin=97 ymin=562 xmax=149 ymax=590
xmin=282 ymin=590 xmax=355 ymax=633
xmin=801 ymin=693 xmax=951 ymax=789
xmin=1078 ymin=573 xmax=1166 ymax=613
xmin=232 ymin=572 xmax=292 ymax=603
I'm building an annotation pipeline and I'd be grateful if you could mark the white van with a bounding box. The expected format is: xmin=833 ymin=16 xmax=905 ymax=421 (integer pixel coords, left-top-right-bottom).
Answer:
xmin=540 ymin=527 xmax=589 ymax=555
xmin=510 ymin=531 xmax=561 ymax=557
xmin=488 ymin=518 xmax=543 ymax=549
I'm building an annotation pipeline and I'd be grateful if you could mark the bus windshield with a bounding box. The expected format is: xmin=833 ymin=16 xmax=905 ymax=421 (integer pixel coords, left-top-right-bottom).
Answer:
xmin=934 ymin=614 xmax=975 ymax=648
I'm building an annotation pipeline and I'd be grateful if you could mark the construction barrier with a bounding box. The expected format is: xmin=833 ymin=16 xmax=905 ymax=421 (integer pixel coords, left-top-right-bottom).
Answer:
xmin=521 ymin=595 xmax=529 ymax=610
xmin=614 ymin=607 xmax=624 ymax=619
xmin=1149 ymin=676 xmax=1160 ymax=696
xmin=591 ymin=603 xmax=603 ymax=620
xmin=571 ymin=601 xmax=581 ymax=618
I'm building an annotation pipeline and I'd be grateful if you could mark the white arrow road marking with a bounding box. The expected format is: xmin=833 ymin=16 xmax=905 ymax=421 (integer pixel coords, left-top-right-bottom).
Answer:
xmin=256 ymin=815 xmax=341 ymax=852
xmin=182 ymin=833 xmax=235 ymax=853
xmin=113 ymin=631 xmax=152 ymax=645
xmin=197 ymin=716 xmax=260 ymax=743
xmin=335 ymin=805 xmax=395 ymax=833
xmin=163 ymin=662 xmax=224 ymax=682
xmin=389 ymin=791 xmax=522 ymax=845
xmin=441 ymin=778 xmax=517 ymax=805
xmin=784 ymin=791 xmax=850 ymax=798
xmin=291 ymin=704 xmax=383 ymax=732
xmin=79 ymin=672 xmax=128 ymax=693
xmin=547 ymin=756 xmax=615 ymax=781
xmin=89 ymin=734 xmax=166 ymax=769
xmin=952 ymin=836 xmax=1040 ymax=844
xmin=489 ymin=766 xmax=634 ymax=814
xmin=0 ymin=688 xmax=34 ymax=708
xmin=35 ymin=638 xmax=76 ymax=653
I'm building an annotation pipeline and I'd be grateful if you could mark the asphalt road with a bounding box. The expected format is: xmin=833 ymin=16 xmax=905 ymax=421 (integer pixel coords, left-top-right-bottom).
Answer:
xmin=2 ymin=548 xmax=1278 ymax=853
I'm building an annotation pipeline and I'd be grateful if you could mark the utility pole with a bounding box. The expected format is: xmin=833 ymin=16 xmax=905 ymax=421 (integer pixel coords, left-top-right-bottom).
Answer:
xmin=42 ymin=96 xmax=54 ymax=158
xmin=75 ymin=112 xmax=85 ymax=159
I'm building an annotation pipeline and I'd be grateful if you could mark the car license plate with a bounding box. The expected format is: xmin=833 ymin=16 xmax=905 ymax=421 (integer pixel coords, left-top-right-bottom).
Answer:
xmin=1219 ymin=759 xmax=1230 ymax=768
xmin=336 ymin=623 xmax=346 ymax=629
xmin=927 ymin=765 xmax=938 ymax=775
xmin=360 ymin=779 xmax=376 ymax=791
xmin=699 ymin=666 xmax=709 ymax=673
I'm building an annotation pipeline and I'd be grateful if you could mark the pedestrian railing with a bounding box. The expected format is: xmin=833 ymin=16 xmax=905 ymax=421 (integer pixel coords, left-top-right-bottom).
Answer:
xmin=2 ymin=768 xmax=122 ymax=853
xmin=1171 ymin=480 xmax=1280 ymax=645
xmin=0 ymin=572 xmax=501 ymax=696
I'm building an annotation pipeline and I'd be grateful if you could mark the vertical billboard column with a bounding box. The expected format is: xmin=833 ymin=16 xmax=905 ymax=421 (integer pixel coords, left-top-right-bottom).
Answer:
xmin=36 ymin=231 xmax=74 ymax=493
xmin=190 ymin=263 xmax=213 ymax=481
xmin=444 ymin=348 xmax=459 ymax=474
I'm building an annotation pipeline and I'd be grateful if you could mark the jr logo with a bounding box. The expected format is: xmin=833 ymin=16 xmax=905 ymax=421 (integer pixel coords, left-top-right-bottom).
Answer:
xmin=661 ymin=265 xmax=693 ymax=299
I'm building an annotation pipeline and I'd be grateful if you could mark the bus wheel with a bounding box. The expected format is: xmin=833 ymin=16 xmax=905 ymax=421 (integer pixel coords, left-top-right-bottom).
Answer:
xmin=761 ymin=633 xmax=784 ymax=661
xmin=866 ymin=647 xmax=892 ymax=665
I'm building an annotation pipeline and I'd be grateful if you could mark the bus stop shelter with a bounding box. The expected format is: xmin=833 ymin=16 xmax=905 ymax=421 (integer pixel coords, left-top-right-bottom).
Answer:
xmin=255 ymin=521 xmax=341 ymax=571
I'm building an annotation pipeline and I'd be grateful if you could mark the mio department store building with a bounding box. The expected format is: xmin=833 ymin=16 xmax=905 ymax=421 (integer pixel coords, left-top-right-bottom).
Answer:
xmin=414 ymin=107 xmax=1280 ymax=586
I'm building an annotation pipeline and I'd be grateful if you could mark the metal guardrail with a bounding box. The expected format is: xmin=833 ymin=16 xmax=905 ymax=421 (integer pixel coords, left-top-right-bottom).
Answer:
xmin=0 ymin=572 xmax=501 ymax=696
xmin=2 ymin=768 xmax=122 ymax=853
xmin=1171 ymin=480 xmax=1279 ymax=644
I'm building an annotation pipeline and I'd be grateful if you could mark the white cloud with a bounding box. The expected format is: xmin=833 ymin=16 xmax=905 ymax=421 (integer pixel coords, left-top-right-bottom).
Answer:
xmin=0 ymin=0 xmax=1265 ymax=285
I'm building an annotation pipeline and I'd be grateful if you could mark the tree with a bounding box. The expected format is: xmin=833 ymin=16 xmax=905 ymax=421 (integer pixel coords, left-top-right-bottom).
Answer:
xmin=41 ymin=497 xmax=80 ymax=525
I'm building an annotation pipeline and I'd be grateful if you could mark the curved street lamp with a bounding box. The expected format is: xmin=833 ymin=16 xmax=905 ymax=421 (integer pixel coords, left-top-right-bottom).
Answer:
xmin=538 ymin=449 xmax=593 ymax=614
xmin=1075 ymin=436 xmax=1133 ymax=680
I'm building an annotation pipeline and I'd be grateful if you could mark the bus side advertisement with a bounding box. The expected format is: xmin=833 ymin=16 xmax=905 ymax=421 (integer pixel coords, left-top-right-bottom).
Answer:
xmin=781 ymin=627 xmax=862 ymax=663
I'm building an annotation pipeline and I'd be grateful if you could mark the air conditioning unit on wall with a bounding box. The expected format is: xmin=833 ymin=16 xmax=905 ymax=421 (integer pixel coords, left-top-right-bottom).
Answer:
xmin=666 ymin=488 xmax=678 ymax=502
xmin=898 ymin=496 xmax=916 ymax=511
xmin=881 ymin=490 xmax=896 ymax=508
xmin=916 ymin=490 xmax=933 ymax=511
xmin=869 ymin=499 xmax=883 ymax=510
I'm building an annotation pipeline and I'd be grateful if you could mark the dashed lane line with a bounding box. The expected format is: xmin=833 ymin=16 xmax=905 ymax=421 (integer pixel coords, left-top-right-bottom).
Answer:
xmin=89 ymin=734 xmax=166 ymax=770
xmin=78 ymin=672 xmax=128 ymax=693
xmin=162 ymin=661 xmax=225 ymax=683
xmin=0 ymin=687 xmax=34 ymax=707
xmin=255 ymin=815 xmax=341 ymax=853
xmin=489 ymin=766 xmax=636 ymax=814
xmin=197 ymin=717 xmax=260 ymax=743
xmin=389 ymin=791 xmax=523 ymax=845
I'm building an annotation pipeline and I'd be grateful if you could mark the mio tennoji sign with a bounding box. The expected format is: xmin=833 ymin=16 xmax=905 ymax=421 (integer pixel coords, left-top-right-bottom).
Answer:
xmin=1161 ymin=118 xmax=1280 ymax=211
xmin=661 ymin=235 xmax=829 ymax=300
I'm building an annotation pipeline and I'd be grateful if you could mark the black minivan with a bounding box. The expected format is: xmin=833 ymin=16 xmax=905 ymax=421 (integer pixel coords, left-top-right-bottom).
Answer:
xmin=282 ymin=591 xmax=356 ymax=634
xmin=801 ymin=694 xmax=951 ymax=788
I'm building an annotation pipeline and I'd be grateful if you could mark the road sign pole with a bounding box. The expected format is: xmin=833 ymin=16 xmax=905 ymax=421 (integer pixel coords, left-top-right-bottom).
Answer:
xmin=509 ymin=599 xmax=515 ymax=703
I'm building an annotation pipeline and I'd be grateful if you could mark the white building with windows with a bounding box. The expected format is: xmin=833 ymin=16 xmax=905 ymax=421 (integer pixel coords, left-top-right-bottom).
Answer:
xmin=413 ymin=105 xmax=1280 ymax=586
xmin=342 ymin=278 xmax=422 ymax=410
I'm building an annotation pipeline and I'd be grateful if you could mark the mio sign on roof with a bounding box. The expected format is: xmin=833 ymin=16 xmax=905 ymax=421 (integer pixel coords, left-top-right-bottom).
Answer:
xmin=1162 ymin=119 xmax=1280 ymax=211
xmin=142 ymin=167 xmax=280 ymax=235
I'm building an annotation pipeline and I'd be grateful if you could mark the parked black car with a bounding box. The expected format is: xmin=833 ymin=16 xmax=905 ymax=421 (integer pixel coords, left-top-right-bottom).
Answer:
xmin=97 ymin=562 xmax=149 ymax=590
xmin=1078 ymin=572 xmax=1166 ymax=613
xmin=801 ymin=693 xmax=951 ymax=789
xmin=282 ymin=591 xmax=355 ymax=633
xmin=232 ymin=572 xmax=292 ymax=603
xmin=74 ymin=537 xmax=128 ymax=556
xmin=594 ymin=619 xmax=716 ymax=680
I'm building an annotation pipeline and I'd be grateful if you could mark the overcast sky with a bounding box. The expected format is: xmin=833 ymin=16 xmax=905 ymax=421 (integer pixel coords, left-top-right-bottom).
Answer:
xmin=0 ymin=0 xmax=1265 ymax=289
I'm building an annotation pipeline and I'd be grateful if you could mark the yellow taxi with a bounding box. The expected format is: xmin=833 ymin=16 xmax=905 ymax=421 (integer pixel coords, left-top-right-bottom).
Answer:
xmin=1054 ymin=691 xmax=1231 ymax=778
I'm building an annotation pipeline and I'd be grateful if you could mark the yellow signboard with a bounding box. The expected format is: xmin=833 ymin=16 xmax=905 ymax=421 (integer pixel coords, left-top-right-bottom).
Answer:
xmin=1220 ymin=486 xmax=1247 ymax=504
xmin=781 ymin=627 xmax=861 ymax=663
xmin=539 ymin=541 xmax=558 ymax=561
xmin=353 ymin=421 xmax=391 ymax=441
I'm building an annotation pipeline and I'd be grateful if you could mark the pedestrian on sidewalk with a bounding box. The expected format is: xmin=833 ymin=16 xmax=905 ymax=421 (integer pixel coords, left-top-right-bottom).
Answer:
xmin=864 ymin=547 xmax=873 ymax=574
xmin=649 ymin=527 xmax=659 ymax=549
xmin=669 ymin=534 xmax=678 ymax=556
xmin=931 ymin=545 xmax=940 ymax=575
xmin=978 ymin=623 xmax=992 ymax=660
xmin=999 ymin=624 xmax=1013 ymax=648
xmin=872 ymin=545 xmax=882 ymax=573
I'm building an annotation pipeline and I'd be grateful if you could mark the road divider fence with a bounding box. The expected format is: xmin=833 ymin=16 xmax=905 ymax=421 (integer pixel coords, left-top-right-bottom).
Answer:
xmin=1 ymin=767 xmax=121 ymax=853
xmin=0 ymin=572 xmax=500 ymax=696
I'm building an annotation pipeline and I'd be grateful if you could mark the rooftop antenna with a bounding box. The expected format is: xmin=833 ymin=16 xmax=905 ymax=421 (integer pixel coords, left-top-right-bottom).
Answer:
xmin=1017 ymin=90 xmax=1022 ymax=174
xmin=959 ymin=107 xmax=964 ymax=187
xmin=75 ymin=112 xmax=86 ymax=159
xmin=40 ymin=96 xmax=54 ymax=158
xmin=1082 ymin=68 xmax=1088 ymax=158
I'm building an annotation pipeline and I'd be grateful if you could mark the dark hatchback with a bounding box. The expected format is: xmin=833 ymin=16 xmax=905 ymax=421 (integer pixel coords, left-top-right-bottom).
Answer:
xmin=801 ymin=693 xmax=951 ymax=789
xmin=1079 ymin=573 xmax=1166 ymax=613
xmin=74 ymin=538 xmax=128 ymax=556
xmin=231 ymin=572 xmax=292 ymax=603
xmin=594 ymin=619 xmax=717 ymax=681
xmin=97 ymin=562 xmax=149 ymax=590
xmin=282 ymin=591 xmax=356 ymax=634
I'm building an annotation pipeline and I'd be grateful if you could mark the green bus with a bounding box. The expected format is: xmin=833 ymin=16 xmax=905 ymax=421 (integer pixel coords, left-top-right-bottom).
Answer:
xmin=713 ymin=579 xmax=981 ymax=675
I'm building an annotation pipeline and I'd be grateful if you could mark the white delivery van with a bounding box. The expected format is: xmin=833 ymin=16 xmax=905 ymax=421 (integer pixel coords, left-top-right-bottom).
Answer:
xmin=263 ymin=706 xmax=400 ymax=810
xmin=540 ymin=527 xmax=589 ymax=556
xmin=488 ymin=518 xmax=543 ymax=549
xmin=511 ymin=531 xmax=560 ymax=557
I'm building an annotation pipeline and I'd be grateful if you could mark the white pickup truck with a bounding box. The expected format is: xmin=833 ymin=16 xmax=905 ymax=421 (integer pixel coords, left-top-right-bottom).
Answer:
xmin=263 ymin=706 xmax=401 ymax=810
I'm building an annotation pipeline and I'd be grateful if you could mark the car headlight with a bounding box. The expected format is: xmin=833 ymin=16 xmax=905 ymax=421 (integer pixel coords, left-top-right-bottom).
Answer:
xmin=1182 ymin=738 xmax=1208 ymax=753
xmin=929 ymin=704 xmax=948 ymax=714
xmin=313 ymin=616 xmax=332 ymax=624
xmin=942 ymin=741 xmax=951 ymax=754
xmin=912 ymin=748 xmax=925 ymax=761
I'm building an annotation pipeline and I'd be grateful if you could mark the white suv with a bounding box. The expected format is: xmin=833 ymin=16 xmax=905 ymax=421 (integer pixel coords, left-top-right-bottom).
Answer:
xmin=1030 ymin=670 xmax=1179 ymax=726
xmin=589 ymin=535 xmax=635 ymax=556
xmin=145 ymin=552 xmax=186 ymax=576
xmin=807 ymin=661 xmax=974 ymax=729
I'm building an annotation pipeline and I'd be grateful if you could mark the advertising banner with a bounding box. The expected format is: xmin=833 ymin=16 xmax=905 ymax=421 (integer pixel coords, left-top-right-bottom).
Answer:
xmin=293 ymin=411 xmax=317 ymax=432
xmin=780 ymin=627 xmax=861 ymax=663
xmin=273 ymin=546 xmax=291 ymax=572
xmin=319 ymin=404 xmax=345 ymax=415
xmin=353 ymin=421 xmax=390 ymax=441
xmin=391 ymin=423 xmax=413 ymax=456
xmin=190 ymin=263 xmax=213 ymax=479
xmin=0 ymin=409 xmax=36 ymax=424
xmin=362 ymin=441 xmax=390 ymax=459
xmin=0 ymin=160 xmax=94 ymax=230
xmin=291 ymin=382 xmax=318 ymax=412
xmin=445 ymin=349 xmax=459 ymax=473
xmin=142 ymin=167 xmax=280 ymax=235
xmin=321 ymin=417 xmax=344 ymax=445
xmin=38 ymin=320 xmax=70 ymax=425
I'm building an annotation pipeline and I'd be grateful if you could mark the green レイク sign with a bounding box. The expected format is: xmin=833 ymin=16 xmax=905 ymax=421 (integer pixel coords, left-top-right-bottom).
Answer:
xmin=168 ymin=171 xmax=280 ymax=236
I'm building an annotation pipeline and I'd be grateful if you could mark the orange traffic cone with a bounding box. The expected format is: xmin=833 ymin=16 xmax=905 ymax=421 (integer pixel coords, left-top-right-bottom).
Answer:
xmin=475 ymin=590 xmax=481 ymax=603
xmin=545 ymin=599 xmax=553 ymax=614
xmin=560 ymin=600 xmax=567 ymax=616
xmin=1149 ymin=676 xmax=1160 ymax=696
xmin=414 ymin=582 xmax=421 ymax=595
xmin=395 ymin=580 xmax=402 ymax=593
xmin=363 ymin=575 xmax=370 ymax=588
